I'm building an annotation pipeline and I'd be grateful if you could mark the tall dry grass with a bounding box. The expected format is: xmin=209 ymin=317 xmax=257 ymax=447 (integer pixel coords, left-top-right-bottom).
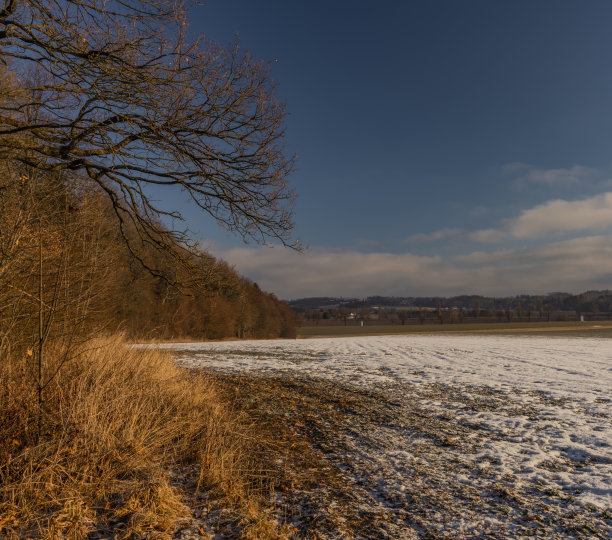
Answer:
xmin=0 ymin=335 xmax=286 ymax=538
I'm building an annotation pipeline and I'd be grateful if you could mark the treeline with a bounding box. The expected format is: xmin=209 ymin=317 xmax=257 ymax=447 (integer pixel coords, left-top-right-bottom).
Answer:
xmin=118 ymin=259 xmax=297 ymax=340
xmin=290 ymin=291 xmax=612 ymax=314
xmin=0 ymin=165 xmax=296 ymax=351
xmin=298 ymin=305 xmax=607 ymax=327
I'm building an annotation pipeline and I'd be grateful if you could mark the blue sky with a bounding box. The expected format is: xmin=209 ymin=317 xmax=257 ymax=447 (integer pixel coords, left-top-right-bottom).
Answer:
xmin=170 ymin=1 xmax=612 ymax=299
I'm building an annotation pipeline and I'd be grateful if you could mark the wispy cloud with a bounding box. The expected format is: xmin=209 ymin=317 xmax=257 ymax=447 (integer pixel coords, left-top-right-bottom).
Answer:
xmin=502 ymin=162 xmax=531 ymax=175
xmin=511 ymin=164 xmax=598 ymax=186
xmin=216 ymin=235 xmax=612 ymax=298
xmin=470 ymin=192 xmax=612 ymax=242
xmin=404 ymin=228 xmax=463 ymax=244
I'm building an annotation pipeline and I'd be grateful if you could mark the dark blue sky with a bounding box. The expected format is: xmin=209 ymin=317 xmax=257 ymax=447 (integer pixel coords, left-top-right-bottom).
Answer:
xmin=174 ymin=1 xmax=612 ymax=298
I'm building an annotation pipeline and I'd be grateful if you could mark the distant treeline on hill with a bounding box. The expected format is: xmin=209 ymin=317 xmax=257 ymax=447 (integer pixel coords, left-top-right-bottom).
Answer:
xmin=290 ymin=292 xmax=612 ymax=314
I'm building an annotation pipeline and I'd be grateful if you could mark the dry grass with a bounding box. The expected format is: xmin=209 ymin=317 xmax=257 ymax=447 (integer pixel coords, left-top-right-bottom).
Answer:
xmin=0 ymin=335 xmax=288 ymax=538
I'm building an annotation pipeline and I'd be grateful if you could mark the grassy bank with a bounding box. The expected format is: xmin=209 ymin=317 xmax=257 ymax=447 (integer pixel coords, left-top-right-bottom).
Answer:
xmin=298 ymin=320 xmax=612 ymax=338
xmin=0 ymin=336 xmax=293 ymax=538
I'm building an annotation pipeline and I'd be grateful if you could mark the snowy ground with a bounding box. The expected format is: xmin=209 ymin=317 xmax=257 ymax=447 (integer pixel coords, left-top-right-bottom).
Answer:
xmin=152 ymin=334 xmax=612 ymax=538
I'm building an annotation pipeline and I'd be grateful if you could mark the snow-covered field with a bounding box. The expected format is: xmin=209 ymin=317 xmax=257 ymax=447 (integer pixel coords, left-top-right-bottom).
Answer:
xmin=153 ymin=334 xmax=611 ymax=537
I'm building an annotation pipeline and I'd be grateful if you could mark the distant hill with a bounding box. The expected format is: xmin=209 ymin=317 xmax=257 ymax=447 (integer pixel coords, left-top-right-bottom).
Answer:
xmin=289 ymin=291 xmax=612 ymax=313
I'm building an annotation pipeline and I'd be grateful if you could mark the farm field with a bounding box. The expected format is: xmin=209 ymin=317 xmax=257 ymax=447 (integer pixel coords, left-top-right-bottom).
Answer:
xmin=156 ymin=334 xmax=612 ymax=538
xmin=298 ymin=320 xmax=612 ymax=339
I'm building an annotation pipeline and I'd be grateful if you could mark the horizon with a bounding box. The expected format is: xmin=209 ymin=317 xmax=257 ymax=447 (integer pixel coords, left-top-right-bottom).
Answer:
xmin=287 ymin=289 xmax=610 ymax=302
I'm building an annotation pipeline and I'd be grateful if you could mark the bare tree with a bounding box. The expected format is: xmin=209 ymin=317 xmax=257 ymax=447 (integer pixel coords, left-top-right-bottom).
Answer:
xmin=0 ymin=0 xmax=296 ymax=276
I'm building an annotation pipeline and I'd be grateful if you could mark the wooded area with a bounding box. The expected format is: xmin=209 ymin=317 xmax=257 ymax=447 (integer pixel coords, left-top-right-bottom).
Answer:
xmin=0 ymin=165 xmax=296 ymax=348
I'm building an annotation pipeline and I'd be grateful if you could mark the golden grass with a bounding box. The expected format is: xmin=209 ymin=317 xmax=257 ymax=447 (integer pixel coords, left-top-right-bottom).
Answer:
xmin=0 ymin=335 xmax=287 ymax=538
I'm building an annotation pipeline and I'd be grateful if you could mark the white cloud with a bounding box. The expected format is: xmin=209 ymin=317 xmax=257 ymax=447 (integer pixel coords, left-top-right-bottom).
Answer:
xmin=513 ymin=165 xmax=597 ymax=186
xmin=470 ymin=192 xmax=612 ymax=242
xmin=217 ymin=246 xmax=443 ymax=298
xmin=510 ymin=193 xmax=612 ymax=236
xmin=469 ymin=228 xmax=507 ymax=243
xmin=216 ymin=235 xmax=612 ymax=299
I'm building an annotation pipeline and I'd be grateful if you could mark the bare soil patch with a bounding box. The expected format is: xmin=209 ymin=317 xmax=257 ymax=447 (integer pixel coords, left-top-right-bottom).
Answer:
xmin=211 ymin=371 xmax=611 ymax=539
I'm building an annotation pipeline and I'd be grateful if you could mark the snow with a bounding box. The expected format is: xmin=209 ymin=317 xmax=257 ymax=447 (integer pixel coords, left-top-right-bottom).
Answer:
xmin=148 ymin=334 xmax=612 ymax=522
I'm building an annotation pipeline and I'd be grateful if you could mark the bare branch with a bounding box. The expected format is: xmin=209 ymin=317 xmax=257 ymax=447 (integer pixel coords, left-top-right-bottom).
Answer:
xmin=0 ymin=0 xmax=298 ymax=279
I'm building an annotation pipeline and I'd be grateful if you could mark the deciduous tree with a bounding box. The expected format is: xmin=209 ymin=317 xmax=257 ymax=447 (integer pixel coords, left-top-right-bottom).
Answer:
xmin=0 ymin=0 xmax=296 ymax=278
